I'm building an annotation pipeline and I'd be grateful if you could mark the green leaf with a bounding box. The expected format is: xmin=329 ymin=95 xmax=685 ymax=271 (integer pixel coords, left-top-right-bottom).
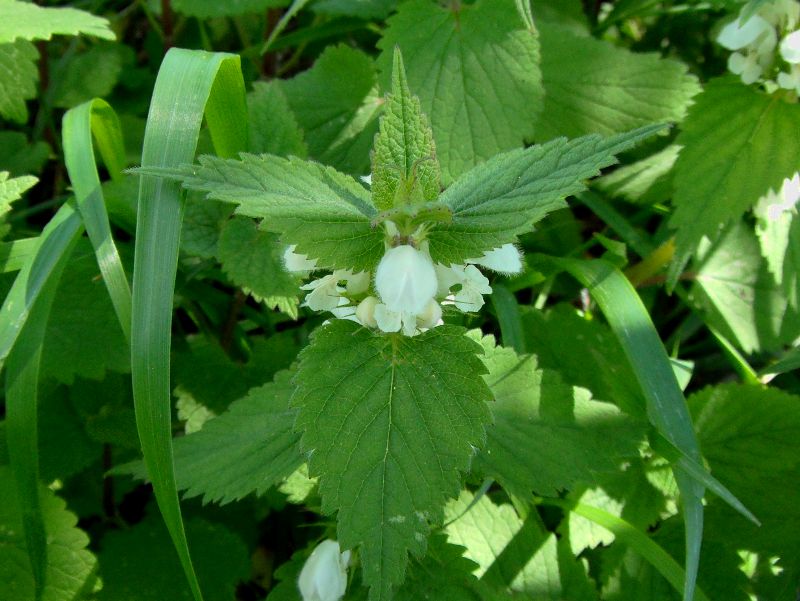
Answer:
xmin=172 ymin=0 xmax=288 ymax=17
xmin=96 ymin=517 xmax=250 ymax=601
xmin=0 ymin=466 xmax=97 ymax=601
xmin=472 ymin=333 xmax=645 ymax=499
xmin=51 ymin=43 xmax=126 ymax=109
xmin=0 ymin=40 xmax=37 ymax=123
xmin=426 ymin=125 xmax=664 ymax=266
xmin=670 ymin=78 xmax=800 ymax=275
xmin=173 ymin=153 xmax=384 ymax=271
xmin=0 ymin=132 xmax=50 ymax=176
xmin=371 ymin=48 xmax=440 ymax=211
xmin=0 ymin=0 xmax=115 ymax=43
xmin=0 ymin=170 xmax=37 ymax=211
xmin=312 ymin=0 xmax=396 ymax=19
xmin=595 ymin=144 xmax=679 ymax=206
xmin=293 ymin=321 xmax=493 ymax=600
xmin=691 ymin=220 xmax=799 ymax=353
xmin=755 ymin=194 xmax=800 ymax=310
xmin=445 ymin=491 xmax=597 ymax=599
xmin=217 ymin=216 xmax=300 ymax=316
xmin=278 ymin=45 xmax=382 ymax=174
xmin=123 ymin=371 xmax=302 ymax=505
xmin=378 ymin=0 xmax=542 ymax=183
xmin=535 ymin=23 xmax=700 ymax=140
xmin=181 ymin=195 xmax=232 ymax=259
xmin=248 ymin=81 xmax=307 ymax=158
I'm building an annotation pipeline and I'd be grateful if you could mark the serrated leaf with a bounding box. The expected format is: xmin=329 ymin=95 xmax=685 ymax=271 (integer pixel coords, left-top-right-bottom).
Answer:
xmin=0 ymin=170 xmax=37 ymax=213
xmin=371 ymin=49 xmax=440 ymax=210
xmin=0 ymin=132 xmax=50 ymax=176
xmin=378 ymin=0 xmax=543 ymax=183
xmin=174 ymin=153 xmax=384 ymax=271
xmin=445 ymin=491 xmax=597 ymax=599
xmin=755 ymin=196 xmax=800 ymax=309
xmin=278 ymin=45 xmax=382 ymax=174
xmin=248 ymin=81 xmax=307 ymax=158
xmin=51 ymin=43 xmax=126 ymax=109
xmin=0 ymin=40 xmax=37 ymax=123
xmin=172 ymin=0 xmax=288 ymax=17
xmin=426 ymin=125 xmax=663 ymax=266
xmin=180 ymin=194 xmax=232 ymax=259
xmin=472 ymin=334 xmax=645 ymax=499
xmin=217 ymin=216 xmax=300 ymax=316
xmin=691 ymin=220 xmax=800 ymax=353
xmin=670 ymin=78 xmax=800 ymax=268
xmin=293 ymin=321 xmax=493 ymax=600
xmin=97 ymin=516 xmax=249 ymax=601
xmin=0 ymin=0 xmax=115 ymax=43
xmin=595 ymin=144 xmax=679 ymax=206
xmin=536 ymin=23 xmax=700 ymax=140
xmin=0 ymin=465 xmax=98 ymax=601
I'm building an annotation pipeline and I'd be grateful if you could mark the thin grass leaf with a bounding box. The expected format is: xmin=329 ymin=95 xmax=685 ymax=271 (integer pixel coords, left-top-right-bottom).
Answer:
xmin=63 ymin=98 xmax=131 ymax=343
xmin=0 ymin=237 xmax=39 ymax=273
xmin=261 ymin=0 xmax=312 ymax=54
xmin=131 ymin=48 xmax=248 ymax=601
xmin=490 ymin=284 xmax=526 ymax=354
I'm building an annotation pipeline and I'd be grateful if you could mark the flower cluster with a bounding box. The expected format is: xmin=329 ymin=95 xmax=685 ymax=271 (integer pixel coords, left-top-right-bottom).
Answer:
xmin=716 ymin=0 xmax=800 ymax=92
xmin=284 ymin=229 xmax=523 ymax=337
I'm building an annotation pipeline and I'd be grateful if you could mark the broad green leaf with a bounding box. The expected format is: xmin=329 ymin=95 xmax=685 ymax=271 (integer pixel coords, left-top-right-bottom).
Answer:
xmin=445 ymin=492 xmax=597 ymax=599
xmin=0 ymin=466 xmax=97 ymax=601
xmin=181 ymin=195 xmax=231 ymax=259
xmin=97 ymin=517 xmax=249 ymax=601
xmin=0 ymin=132 xmax=50 ymax=176
xmin=536 ymin=23 xmax=700 ymax=140
xmin=0 ymin=40 xmax=37 ymax=123
xmin=0 ymin=0 xmax=115 ymax=43
xmin=691 ymin=220 xmax=800 ymax=353
xmin=278 ymin=45 xmax=382 ymax=174
xmin=172 ymin=153 xmax=384 ymax=271
xmin=51 ymin=43 xmax=126 ymax=109
xmin=123 ymin=371 xmax=302 ymax=505
xmin=217 ymin=216 xmax=300 ymax=316
xmin=670 ymin=78 xmax=800 ymax=276
xmin=293 ymin=321 xmax=493 ymax=600
xmin=426 ymin=125 xmax=663 ymax=266
xmin=378 ymin=0 xmax=543 ymax=183
xmin=312 ymin=0 xmax=396 ymax=19
xmin=248 ymin=81 xmax=307 ymax=158
xmin=595 ymin=144 xmax=679 ymax=206
xmin=755 ymin=195 xmax=800 ymax=309
xmin=172 ymin=0 xmax=288 ymax=17
xmin=530 ymin=0 xmax=589 ymax=32
xmin=0 ymin=170 xmax=37 ymax=210
xmin=371 ymin=48 xmax=440 ymax=210
xmin=473 ymin=333 xmax=645 ymax=498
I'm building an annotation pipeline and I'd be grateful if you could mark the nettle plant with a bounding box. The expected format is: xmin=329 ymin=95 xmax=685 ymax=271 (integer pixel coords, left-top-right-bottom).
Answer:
xmin=145 ymin=50 xmax=663 ymax=599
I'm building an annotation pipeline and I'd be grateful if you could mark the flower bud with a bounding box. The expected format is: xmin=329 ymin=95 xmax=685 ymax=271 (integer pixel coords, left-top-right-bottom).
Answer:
xmin=417 ymin=299 xmax=442 ymax=329
xmin=375 ymin=245 xmax=438 ymax=314
xmin=356 ymin=296 xmax=379 ymax=328
xmin=297 ymin=540 xmax=350 ymax=601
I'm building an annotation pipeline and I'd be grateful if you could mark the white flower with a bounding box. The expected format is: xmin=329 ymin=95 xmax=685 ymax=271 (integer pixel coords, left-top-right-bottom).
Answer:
xmin=297 ymin=540 xmax=350 ymax=601
xmin=718 ymin=15 xmax=773 ymax=50
xmin=375 ymin=245 xmax=438 ymax=314
xmin=436 ymin=264 xmax=492 ymax=313
xmin=417 ymin=299 xmax=442 ymax=329
xmin=356 ymin=296 xmax=379 ymax=328
xmin=778 ymin=63 xmax=800 ymax=92
xmin=766 ymin=173 xmax=800 ymax=220
xmin=345 ymin=271 xmax=370 ymax=296
xmin=301 ymin=271 xmax=347 ymax=312
xmin=466 ymin=244 xmax=523 ymax=275
xmin=284 ymin=245 xmax=318 ymax=273
xmin=780 ymin=29 xmax=800 ymax=62
xmin=729 ymin=51 xmax=765 ymax=84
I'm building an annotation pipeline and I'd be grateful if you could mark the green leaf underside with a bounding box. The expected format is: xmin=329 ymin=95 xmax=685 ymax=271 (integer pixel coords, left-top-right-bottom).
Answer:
xmin=0 ymin=40 xmax=37 ymax=123
xmin=278 ymin=44 xmax=381 ymax=174
xmin=377 ymin=0 xmax=543 ymax=183
xmin=124 ymin=371 xmax=302 ymax=505
xmin=670 ymin=78 xmax=800 ymax=268
xmin=0 ymin=465 xmax=97 ymax=601
xmin=445 ymin=491 xmax=597 ymax=599
xmin=247 ymin=81 xmax=307 ymax=158
xmin=0 ymin=0 xmax=115 ymax=43
xmin=172 ymin=0 xmax=288 ymax=18
xmin=536 ymin=23 xmax=700 ymax=140
xmin=176 ymin=153 xmax=384 ymax=271
xmin=371 ymin=49 xmax=440 ymax=210
xmin=472 ymin=333 xmax=645 ymax=499
xmin=427 ymin=125 xmax=663 ymax=266
xmin=292 ymin=321 xmax=492 ymax=600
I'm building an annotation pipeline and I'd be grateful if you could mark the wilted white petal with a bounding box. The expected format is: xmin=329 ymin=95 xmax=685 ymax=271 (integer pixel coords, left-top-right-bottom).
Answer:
xmin=302 ymin=274 xmax=344 ymax=312
xmin=782 ymin=31 xmax=800 ymax=63
xmin=717 ymin=15 xmax=772 ymax=50
xmin=356 ymin=296 xmax=379 ymax=328
xmin=298 ymin=540 xmax=350 ymax=601
xmin=375 ymin=245 xmax=438 ymax=314
xmin=283 ymin=245 xmax=318 ymax=273
xmin=467 ymin=244 xmax=523 ymax=275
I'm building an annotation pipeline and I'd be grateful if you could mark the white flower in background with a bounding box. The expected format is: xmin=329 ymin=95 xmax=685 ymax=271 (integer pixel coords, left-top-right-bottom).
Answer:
xmin=436 ymin=264 xmax=493 ymax=313
xmin=373 ymin=244 xmax=438 ymax=335
xmin=780 ymin=29 xmax=800 ymax=61
xmin=466 ymin=243 xmax=523 ymax=275
xmin=283 ymin=245 xmax=318 ymax=273
xmin=778 ymin=63 xmax=800 ymax=91
xmin=766 ymin=173 xmax=800 ymax=220
xmin=718 ymin=15 xmax=773 ymax=50
xmin=729 ymin=51 xmax=768 ymax=84
xmin=297 ymin=540 xmax=350 ymax=601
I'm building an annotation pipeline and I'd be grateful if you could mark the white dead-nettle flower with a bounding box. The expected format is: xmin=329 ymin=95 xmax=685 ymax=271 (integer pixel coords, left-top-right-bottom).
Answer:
xmin=301 ymin=272 xmax=347 ymax=312
xmin=355 ymin=296 xmax=379 ymax=328
xmin=297 ymin=540 xmax=350 ymax=601
xmin=765 ymin=173 xmax=800 ymax=221
xmin=718 ymin=15 xmax=774 ymax=50
xmin=780 ymin=29 xmax=800 ymax=62
xmin=284 ymin=245 xmax=318 ymax=273
xmin=436 ymin=264 xmax=493 ymax=313
xmin=466 ymin=243 xmax=524 ymax=275
xmin=374 ymin=244 xmax=438 ymax=335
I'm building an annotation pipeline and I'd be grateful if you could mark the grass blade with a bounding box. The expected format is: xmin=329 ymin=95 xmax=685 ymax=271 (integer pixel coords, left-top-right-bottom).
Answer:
xmin=490 ymin=284 xmax=527 ymax=354
xmin=131 ymin=47 xmax=248 ymax=601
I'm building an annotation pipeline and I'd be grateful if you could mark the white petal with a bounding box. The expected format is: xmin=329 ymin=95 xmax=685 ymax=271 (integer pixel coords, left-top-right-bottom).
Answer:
xmin=283 ymin=245 xmax=318 ymax=273
xmin=728 ymin=52 xmax=747 ymax=74
xmin=375 ymin=245 xmax=438 ymax=314
xmin=717 ymin=15 xmax=772 ymax=50
xmin=741 ymin=61 xmax=763 ymax=84
xmin=417 ymin=299 xmax=442 ymax=329
xmin=467 ymin=243 xmax=523 ymax=275
xmin=374 ymin=303 xmax=402 ymax=333
xmin=298 ymin=540 xmax=348 ymax=601
xmin=345 ymin=271 xmax=371 ymax=295
xmin=782 ymin=172 xmax=800 ymax=206
xmin=302 ymin=275 xmax=343 ymax=312
xmin=356 ymin=296 xmax=379 ymax=328
xmin=781 ymin=30 xmax=800 ymax=63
